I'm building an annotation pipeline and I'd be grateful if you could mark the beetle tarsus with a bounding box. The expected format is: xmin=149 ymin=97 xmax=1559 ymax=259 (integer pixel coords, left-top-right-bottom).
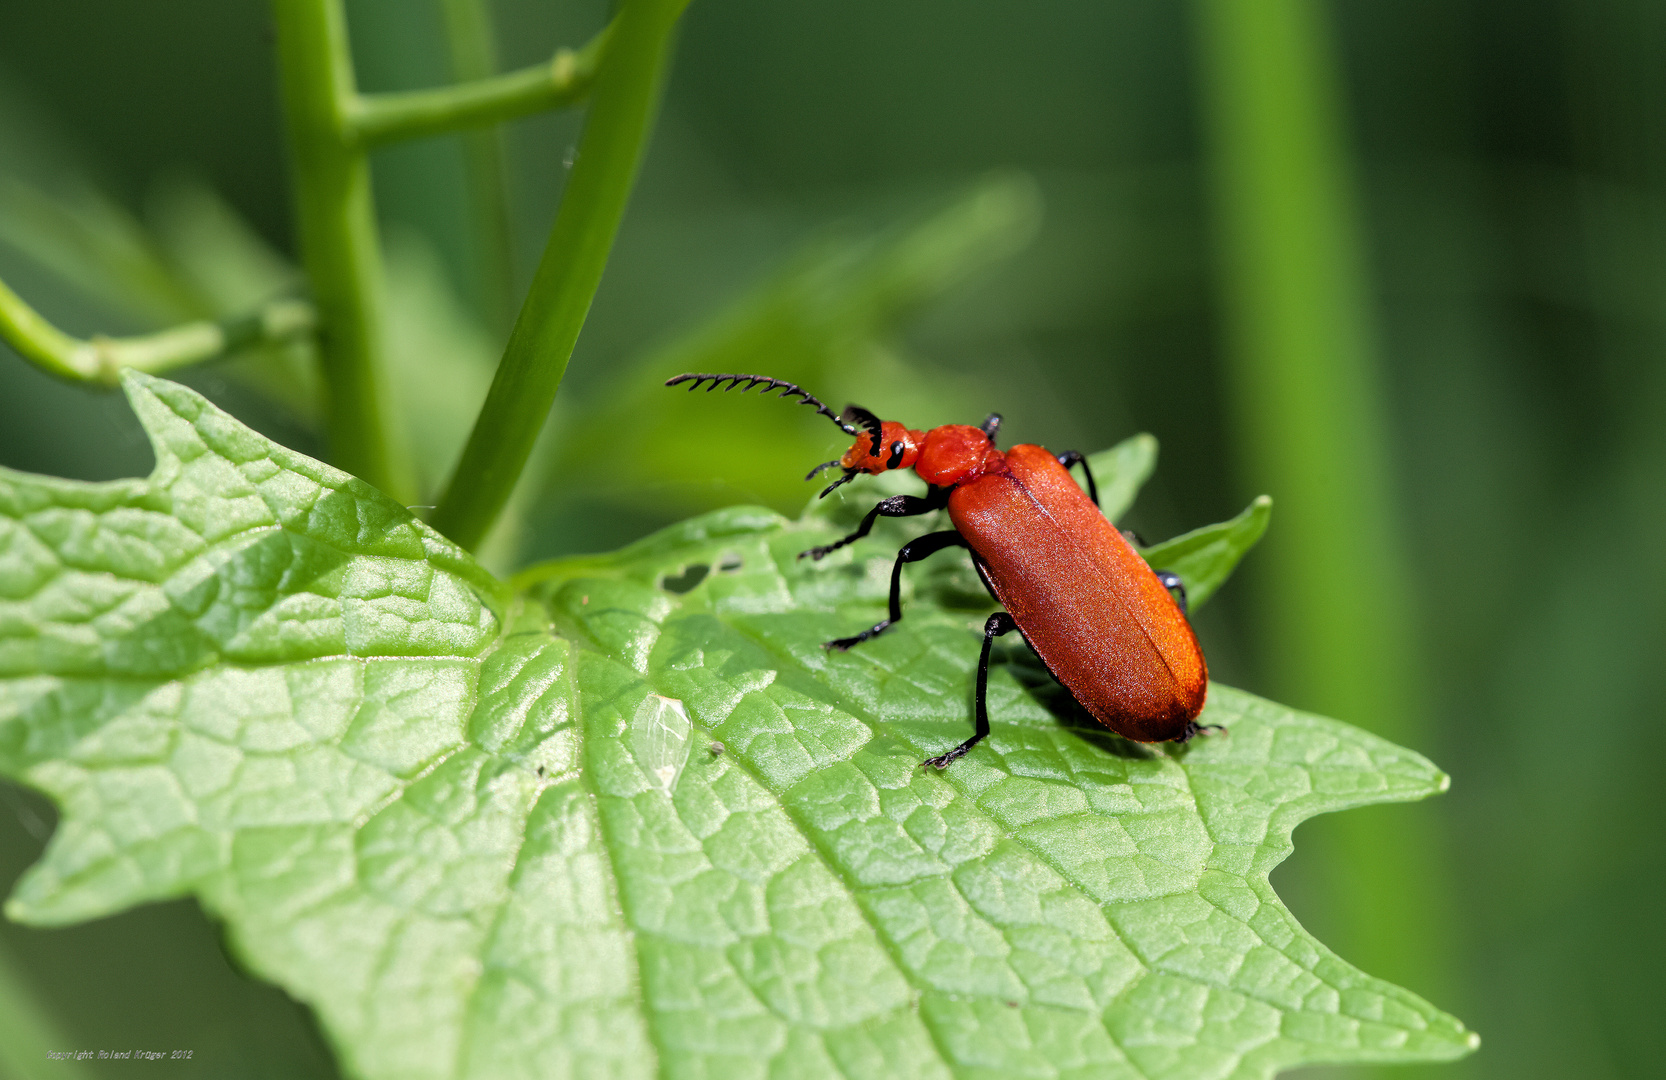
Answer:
xmin=1176 ymin=720 xmax=1225 ymax=743
xmin=922 ymin=743 xmax=975 ymax=769
xmin=826 ymin=620 xmax=891 ymax=650
xmin=922 ymin=611 xmax=1018 ymax=768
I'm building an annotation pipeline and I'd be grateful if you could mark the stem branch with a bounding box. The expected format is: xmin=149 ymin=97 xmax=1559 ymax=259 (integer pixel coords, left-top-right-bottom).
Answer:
xmin=0 ymin=275 xmax=313 ymax=385
xmin=430 ymin=0 xmax=689 ymax=549
xmin=350 ymin=25 xmax=610 ymax=147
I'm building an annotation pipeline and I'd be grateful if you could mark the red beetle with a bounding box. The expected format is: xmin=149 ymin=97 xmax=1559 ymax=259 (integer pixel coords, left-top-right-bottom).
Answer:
xmin=667 ymin=373 xmax=1210 ymax=767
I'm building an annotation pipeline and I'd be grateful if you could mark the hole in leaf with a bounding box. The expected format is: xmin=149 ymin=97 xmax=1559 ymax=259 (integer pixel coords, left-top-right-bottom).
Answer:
xmin=717 ymin=553 xmax=743 ymax=573
xmin=660 ymin=564 xmax=710 ymax=593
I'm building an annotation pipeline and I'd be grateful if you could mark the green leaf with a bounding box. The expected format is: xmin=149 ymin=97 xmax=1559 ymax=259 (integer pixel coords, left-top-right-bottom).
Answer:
xmin=1 ymin=376 xmax=1474 ymax=1078
xmin=1142 ymin=494 xmax=1274 ymax=612
xmin=1086 ymin=433 xmax=1157 ymax=522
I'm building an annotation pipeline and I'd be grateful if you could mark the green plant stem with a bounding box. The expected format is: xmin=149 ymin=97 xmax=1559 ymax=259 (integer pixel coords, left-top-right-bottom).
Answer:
xmin=437 ymin=0 xmax=519 ymax=335
xmin=1192 ymin=0 xmax=1456 ymax=1037
xmin=0 ymin=275 xmax=313 ymax=385
xmin=430 ymin=0 xmax=691 ymax=550
xmin=271 ymin=0 xmax=410 ymax=500
xmin=350 ymin=26 xmax=610 ymax=147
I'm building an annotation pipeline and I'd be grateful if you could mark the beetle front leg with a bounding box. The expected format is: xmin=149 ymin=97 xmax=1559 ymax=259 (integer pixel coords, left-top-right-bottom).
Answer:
xmin=824 ymin=530 xmax=965 ymax=650
xmin=799 ymin=491 xmax=947 ymax=561
xmin=922 ymin=610 xmax=1018 ymax=769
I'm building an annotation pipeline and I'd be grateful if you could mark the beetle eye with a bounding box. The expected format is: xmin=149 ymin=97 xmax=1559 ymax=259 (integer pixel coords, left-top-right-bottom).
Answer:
xmin=887 ymin=440 xmax=906 ymax=469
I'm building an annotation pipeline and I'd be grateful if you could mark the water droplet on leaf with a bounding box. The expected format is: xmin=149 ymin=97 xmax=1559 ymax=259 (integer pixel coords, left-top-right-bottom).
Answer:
xmin=629 ymin=693 xmax=692 ymax=794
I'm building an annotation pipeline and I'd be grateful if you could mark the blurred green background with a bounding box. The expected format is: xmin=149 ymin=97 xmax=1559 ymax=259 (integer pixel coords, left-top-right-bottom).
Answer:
xmin=0 ymin=1 xmax=1660 ymax=1078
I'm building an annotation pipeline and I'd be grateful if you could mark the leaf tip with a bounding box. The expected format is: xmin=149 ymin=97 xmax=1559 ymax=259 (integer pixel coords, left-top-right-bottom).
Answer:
xmin=0 ymin=889 xmax=69 ymax=929
xmin=115 ymin=369 xmax=178 ymax=421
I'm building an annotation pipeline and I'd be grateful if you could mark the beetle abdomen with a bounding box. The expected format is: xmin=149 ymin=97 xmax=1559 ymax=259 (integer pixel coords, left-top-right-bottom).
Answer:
xmin=947 ymin=444 xmax=1207 ymax=742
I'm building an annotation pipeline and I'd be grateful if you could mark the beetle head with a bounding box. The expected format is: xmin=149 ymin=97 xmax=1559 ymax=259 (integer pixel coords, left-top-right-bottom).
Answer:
xmin=801 ymin=408 xmax=922 ymax=496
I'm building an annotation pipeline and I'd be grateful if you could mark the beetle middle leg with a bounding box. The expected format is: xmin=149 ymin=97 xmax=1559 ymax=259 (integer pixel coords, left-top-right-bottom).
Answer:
xmin=1056 ymin=450 xmax=1100 ymax=507
xmin=1155 ymin=570 xmax=1189 ymax=615
xmin=824 ymin=530 xmax=966 ymax=650
xmin=922 ymin=611 xmax=1018 ymax=769
xmin=800 ymin=490 xmax=948 ymax=561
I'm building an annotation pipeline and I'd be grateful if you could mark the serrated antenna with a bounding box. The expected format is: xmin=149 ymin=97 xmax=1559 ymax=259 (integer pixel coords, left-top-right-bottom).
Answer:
xmin=664 ymin=373 xmax=884 ymax=450
xmin=666 ymin=371 xmax=851 ymax=429
xmin=667 ymin=373 xmax=891 ymax=498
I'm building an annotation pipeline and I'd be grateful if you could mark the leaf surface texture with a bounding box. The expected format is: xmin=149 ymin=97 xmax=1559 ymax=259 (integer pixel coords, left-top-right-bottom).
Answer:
xmin=0 ymin=375 xmax=1475 ymax=1079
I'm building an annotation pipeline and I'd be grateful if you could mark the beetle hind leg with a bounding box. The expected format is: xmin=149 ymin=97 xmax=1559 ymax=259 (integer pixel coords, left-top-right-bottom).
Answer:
xmin=922 ymin=611 xmax=1018 ymax=769
xmin=1176 ymin=720 xmax=1226 ymax=743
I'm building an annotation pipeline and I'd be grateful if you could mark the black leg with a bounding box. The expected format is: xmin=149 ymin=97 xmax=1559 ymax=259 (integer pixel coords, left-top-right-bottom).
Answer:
xmin=1056 ymin=450 xmax=1100 ymax=508
xmin=800 ymin=489 xmax=947 ymax=561
xmin=1176 ymin=720 xmax=1226 ymax=743
xmin=1155 ymin=570 xmax=1188 ymax=615
xmin=923 ymin=611 xmax=1018 ymax=768
xmin=980 ymin=412 xmax=1002 ymax=442
xmin=825 ymin=530 xmax=966 ymax=650
xmin=970 ymin=553 xmax=1001 ymax=605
